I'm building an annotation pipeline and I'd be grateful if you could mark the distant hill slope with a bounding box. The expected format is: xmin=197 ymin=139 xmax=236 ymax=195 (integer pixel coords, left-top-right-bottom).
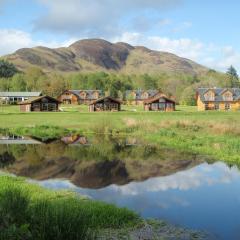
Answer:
xmin=3 ymin=39 xmax=209 ymax=75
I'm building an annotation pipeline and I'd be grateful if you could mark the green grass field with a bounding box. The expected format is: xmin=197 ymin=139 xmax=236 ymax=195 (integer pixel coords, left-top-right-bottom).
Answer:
xmin=0 ymin=104 xmax=234 ymax=129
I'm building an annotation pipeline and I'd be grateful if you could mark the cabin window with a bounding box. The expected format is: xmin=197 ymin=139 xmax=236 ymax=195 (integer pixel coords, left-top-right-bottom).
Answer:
xmin=94 ymin=102 xmax=118 ymax=111
xmin=151 ymin=103 xmax=159 ymax=110
xmin=80 ymin=92 xmax=87 ymax=99
xmin=167 ymin=103 xmax=173 ymax=108
xmin=205 ymin=103 xmax=209 ymax=110
xmin=159 ymin=98 xmax=166 ymax=103
xmin=32 ymin=103 xmax=40 ymax=111
xmin=223 ymin=92 xmax=233 ymax=101
xmin=41 ymin=103 xmax=57 ymax=111
xmin=63 ymin=99 xmax=71 ymax=104
xmin=142 ymin=92 xmax=149 ymax=99
xmin=93 ymin=92 xmax=99 ymax=99
xmin=159 ymin=103 xmax=166 ymax=111
xmin=41 ymin=98 xmax=48 ymax=103
xmin=204 ymin=91 xmax=215 ymax=101
xmin=214 ymin=103 xmax=219 ymax=110
xmin=225 ymin=103 xmax=231 ymax=110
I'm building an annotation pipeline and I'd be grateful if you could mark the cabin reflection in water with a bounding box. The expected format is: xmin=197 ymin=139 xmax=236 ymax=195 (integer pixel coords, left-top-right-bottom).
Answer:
xmin=61 ymin=135 xmax=89 ymax=145
xmin=125 ymin=137 xmax=139 ymax=146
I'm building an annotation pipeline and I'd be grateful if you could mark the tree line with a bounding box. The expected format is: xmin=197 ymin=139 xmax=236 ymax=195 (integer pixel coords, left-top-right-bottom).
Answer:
xmin=0 ymin=60 xmax=239 ymax=105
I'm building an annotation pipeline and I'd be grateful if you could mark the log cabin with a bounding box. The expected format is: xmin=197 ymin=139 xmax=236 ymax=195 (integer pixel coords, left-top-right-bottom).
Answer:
xmin=58 ymin=90 xmax=103 ymax=104
xmin=125 ymin=90 xmax=161 ymax=105
xmin=88 ymin=96 xmax=121 ymax=112
xmin=143 ymin=94 xmax=176 ymax=111
xmin=196 ymin=88 xmax=240 ymax=111
xmin=19 ymin=95 xmax=61 ymax=112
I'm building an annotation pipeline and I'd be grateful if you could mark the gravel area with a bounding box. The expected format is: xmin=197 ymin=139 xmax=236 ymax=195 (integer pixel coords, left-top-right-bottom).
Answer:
xmin=98 ymin=220 xmax=216 ymax=240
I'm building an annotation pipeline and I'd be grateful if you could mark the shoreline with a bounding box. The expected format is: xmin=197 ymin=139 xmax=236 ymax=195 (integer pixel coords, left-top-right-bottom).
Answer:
xmin=0 ymin=174 xmax=210 ymax=240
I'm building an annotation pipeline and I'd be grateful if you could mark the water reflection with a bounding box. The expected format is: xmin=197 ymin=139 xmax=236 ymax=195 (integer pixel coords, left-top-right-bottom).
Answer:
xmin=0 ymin=134 xmax=42 ymax=145
xmin=0 ymin=135 xmax=204 ymax=188
xmin=1 ymin=135 xmax=240 ymax=239
xmin=61 ymin=135 xmax=90 ymax=145
xmin=38 ymin=162 xmax=240 ymax=240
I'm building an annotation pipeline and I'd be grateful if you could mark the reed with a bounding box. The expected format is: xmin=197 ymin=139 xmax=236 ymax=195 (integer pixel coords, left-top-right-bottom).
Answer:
xmin=0 ymin=176 xmax=140 ymax=240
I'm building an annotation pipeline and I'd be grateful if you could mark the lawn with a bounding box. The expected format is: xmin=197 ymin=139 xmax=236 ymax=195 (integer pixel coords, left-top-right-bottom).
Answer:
xmin=0 ymin=104 xmax=237 ymax=129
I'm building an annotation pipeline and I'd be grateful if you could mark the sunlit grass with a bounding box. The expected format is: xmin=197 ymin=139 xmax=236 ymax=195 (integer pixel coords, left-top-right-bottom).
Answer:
xmin=0 ymin=175 xmax=140 ymax=240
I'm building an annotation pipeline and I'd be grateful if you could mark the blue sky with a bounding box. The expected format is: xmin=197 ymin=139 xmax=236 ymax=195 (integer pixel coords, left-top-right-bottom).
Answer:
xmin=0 ymin=0 xmax=240 ymax=72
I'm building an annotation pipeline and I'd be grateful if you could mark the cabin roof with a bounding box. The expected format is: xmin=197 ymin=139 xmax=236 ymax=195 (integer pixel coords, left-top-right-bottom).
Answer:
xmin=89 ymin=96 xmax=122 ymax=105
xmin=125 ymin=90 xmax=160 ymax=100
xmin=197 ymin=88 xmax=240 ymax=102
xmin=19 ymin=95 xmax=61 ymax=105
xmin=64 ymin=90 xmax=103 ymax=100
xmin=0 ymin=92 xmax=42 ymax=97
xmin=144 ymin=94 xmax=176 ymax=104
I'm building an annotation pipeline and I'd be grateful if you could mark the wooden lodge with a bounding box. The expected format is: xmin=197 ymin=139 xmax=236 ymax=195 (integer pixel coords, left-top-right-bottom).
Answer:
xmin=88 ymin=96 xmax=121 ymax=112
xmin=19 ymin=95 xmax=61 ymax=112
xmin=58 ymin=90 xmax=103 ymax=105
xmin=197 ymin=88 xmax=240 ymax=111
xmin=143 ymin=95 xmax=176 ymax=111
xmin=126 ymin=90 xmax=161 ymax=105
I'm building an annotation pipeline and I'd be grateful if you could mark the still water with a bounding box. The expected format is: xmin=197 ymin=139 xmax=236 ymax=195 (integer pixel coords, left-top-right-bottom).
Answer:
xmin=1 ymin=135 xmax=240 ymax=239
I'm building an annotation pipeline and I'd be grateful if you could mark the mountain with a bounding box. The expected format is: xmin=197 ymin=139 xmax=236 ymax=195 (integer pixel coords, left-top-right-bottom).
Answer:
xmin=3 ymin=39 xmax=209 ymax=75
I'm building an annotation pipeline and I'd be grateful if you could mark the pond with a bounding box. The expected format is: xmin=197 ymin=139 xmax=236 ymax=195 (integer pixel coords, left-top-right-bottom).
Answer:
xmin=0 ymin=135 xmax=240 ymax=240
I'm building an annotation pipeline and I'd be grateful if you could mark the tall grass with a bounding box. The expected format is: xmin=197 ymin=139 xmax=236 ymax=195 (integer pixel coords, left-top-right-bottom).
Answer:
xmin=0 ymin=176 xmax=140 ymax=240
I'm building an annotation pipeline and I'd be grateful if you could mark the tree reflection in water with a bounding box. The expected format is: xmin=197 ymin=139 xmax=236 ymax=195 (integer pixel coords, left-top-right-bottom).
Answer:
xmin=0 ymin=134 xmax=205 ymax=189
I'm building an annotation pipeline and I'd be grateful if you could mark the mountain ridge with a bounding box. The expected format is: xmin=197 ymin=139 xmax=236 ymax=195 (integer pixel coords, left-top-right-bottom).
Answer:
xmin=3 ymin=38 xmax=209 ymax=75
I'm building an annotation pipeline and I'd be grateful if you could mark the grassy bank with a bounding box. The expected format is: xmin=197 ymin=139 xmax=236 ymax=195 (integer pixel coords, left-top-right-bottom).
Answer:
xmin=0 ymin=175 xmax=208 ymax=240
xmin=0 ymin=175 xmax=139 ymax=240
xmin=1 ymin=105 xmax=240 ymax=163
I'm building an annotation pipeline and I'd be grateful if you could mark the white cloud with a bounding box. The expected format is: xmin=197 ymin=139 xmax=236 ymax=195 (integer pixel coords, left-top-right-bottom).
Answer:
xmin=34 ymin=0 xmax=182 ymax=36
xmin=0 ymin=29 xmax=33 ymax=55
xmin=113 ymin=32 xmax=205 ymax=60
xmin=113 ymin=32 xmax=240 ymax=72
xmin=109 ymin=162 xmax=239 ymax=196
xmin=36 ymin=162 xmax=240 ymax=212
xmin=0 ymin=29 xmax=77 ymax=56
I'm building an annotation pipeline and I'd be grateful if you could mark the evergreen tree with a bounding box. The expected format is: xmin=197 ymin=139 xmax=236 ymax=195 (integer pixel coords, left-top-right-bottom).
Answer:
xmin=226 ymin=65 xmax=239 ymax=87
xmin=0 ymin=60 xmax=18 ymax=78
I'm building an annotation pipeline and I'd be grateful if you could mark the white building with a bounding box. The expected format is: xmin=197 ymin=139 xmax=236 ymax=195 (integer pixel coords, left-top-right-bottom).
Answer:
xmin=0 ymin=92 xmax=42 ymax=104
